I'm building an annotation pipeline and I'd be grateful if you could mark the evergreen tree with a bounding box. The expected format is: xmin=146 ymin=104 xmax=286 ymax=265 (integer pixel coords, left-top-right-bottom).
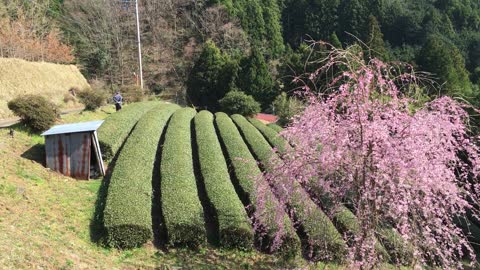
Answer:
xmin=281 ymin=0 xmax=308 ymax=45
xmin=238 ymin=0 xmax=266 ymax=44
xmin=330 ymin=32 xmax=342 ymax=49
xmin=216 ymin=0 xmax=285 ymax=57
xmin=304 ymin=0 xmax=340 ymax=41
xmin=261 ymin=0 xmax=285 ymax=57
xmin=366 ymin=15 xmax=389 ymax=60
xmin=424 ymin=9 xmax=455 ymax=39
xmin=237 ymin=49 xmax=276 ymax=109
xmin=187 ymin=40 xmax=237 ymax=111
xmin=366 ymin=0 xmax=386 ymax=21
xmin=339 ymin=0 xmax=369 ymax=42
xmin=418 ymin=35 xmax=473 ymax=99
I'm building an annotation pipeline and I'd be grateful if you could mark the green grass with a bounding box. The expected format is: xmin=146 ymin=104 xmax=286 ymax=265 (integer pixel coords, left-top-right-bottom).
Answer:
xmin=60 ymin=106 xmax=115 ymax=123
xmin=160 ymin=108 xmax=206 ymax=247
xmin=232 ymin=114 xmax=347 ymax=262
xmin=195 ymin=111 xmax=254 ymax=249
xmin=97 ymin=101 xmax=163 ymax=160
xmin=103 ymin=104 xmax=179 ymax=248
xmin=215 ymin=112 xmax=301 ymax=258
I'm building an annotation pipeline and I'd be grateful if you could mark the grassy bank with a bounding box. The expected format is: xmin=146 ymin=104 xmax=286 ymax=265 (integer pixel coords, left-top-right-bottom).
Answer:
xmin=0 ymin=58 xmax=90 ymax=119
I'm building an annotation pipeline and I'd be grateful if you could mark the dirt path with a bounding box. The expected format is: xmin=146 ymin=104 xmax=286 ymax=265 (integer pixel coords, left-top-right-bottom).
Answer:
xmin=0 ymin=107 xmax=85 ymax=128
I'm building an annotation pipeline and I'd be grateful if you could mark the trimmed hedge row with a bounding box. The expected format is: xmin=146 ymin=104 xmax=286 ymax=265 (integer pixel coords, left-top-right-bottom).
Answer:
xmin=160 ymin=108 xmax=206 ymax=247
xmin=231 ymin=114 xmax=347 ymax=262
xmin=215 ymin=112 xmax=301 ymax=258
xmin=258 ymin=120 xmax=400 ymax=263
xmin=267 ymin=123 xmax=283 ymax=133
xmin=194 ymin=111 xmax=253 ymax=249
xmin=377 ymin=228 xmax=414 ymax=265
xmin=333 ymin=206 xmax=390 ymax=262
xmin=248 ymin=118 xmax=287 ymax=154
xmin=103 ymin=104 xmax=179 ymax=249
xmin=98 ymin=101 xmax=162 ymax=160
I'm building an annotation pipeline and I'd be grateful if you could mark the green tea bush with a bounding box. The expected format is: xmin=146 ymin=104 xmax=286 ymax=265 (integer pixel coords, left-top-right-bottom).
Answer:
xmin=215 ymin=112 xmax=300 ymax=258
xmin=103 ymin=105 xmax=179 ymax=249
xmin=377 ymin=227 xmax=414 ymax=265
xmin=248 ymin=118 xmax=287 ymax=154
xmin=267 ymin=123 xmax=283 ymax=133
xmin=219 ymin=91 xmax=261 ymax=117
xmin=160 ymin=108 xmax=206 ymax=247
xmin=333 ymin=206 xmax=390 ymax=262
xmin=252 ymin=121 xmax=390 ymax=261
xmin=77 ymin=88 xmax=107 ymax=111
xmin=98 ymin=101 xmax=162 ymax=160
xmin=231 ymin=114 xmax=347 ymax=262
xmin=7 ymin=94 xmax=58 ymax=132
xmin=194 ymin=111 xmax=253 ymax=249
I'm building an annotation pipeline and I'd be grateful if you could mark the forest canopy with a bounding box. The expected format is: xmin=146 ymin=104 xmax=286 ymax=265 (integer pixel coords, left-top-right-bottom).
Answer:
xmin=1 ymin=0 xmax=480 ymax=111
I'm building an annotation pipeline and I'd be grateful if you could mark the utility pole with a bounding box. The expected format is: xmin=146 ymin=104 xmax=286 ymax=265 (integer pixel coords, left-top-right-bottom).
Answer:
xmin=135 ymin=0 xmax=144 ymax=90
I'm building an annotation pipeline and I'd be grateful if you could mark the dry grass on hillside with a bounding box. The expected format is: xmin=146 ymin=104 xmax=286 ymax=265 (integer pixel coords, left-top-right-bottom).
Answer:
xmin=0 ymin=58 xmax=90 ymax=119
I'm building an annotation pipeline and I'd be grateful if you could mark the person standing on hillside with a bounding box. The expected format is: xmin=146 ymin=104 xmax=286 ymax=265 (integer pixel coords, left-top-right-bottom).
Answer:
xmin=113 ymin=92 xmax=123 ymax=111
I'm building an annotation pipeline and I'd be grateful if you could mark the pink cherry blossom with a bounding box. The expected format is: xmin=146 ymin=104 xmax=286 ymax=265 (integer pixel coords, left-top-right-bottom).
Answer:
xmin=260 ymin=45 xmax=480 ymax=269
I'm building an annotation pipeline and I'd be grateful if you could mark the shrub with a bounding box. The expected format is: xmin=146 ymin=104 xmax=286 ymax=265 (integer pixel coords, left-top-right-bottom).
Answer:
xmin=77 ymin=89 xmax=107 ymax=111
xmin=119 ymin=85 xmax=145 ymax=103
xmin=103 ymin=104 xmax=179 ymax=249
xmin=194 ymin=111 xmax=253 ymax=249
xmin=248 ymin=118 xmax=288 ymax=154
xmin=272 ymin=92 xmax=304 ymax=126
xmin=7 ymin=95 xmax=58 ymax=132
xmin=160 ymin=108 xmax=206 ymax=247
xmin=215 ymin=112 xmax=300 ymax=258
xmin=231 ymin=114 xmax=347 ymax=262
xmin=98 ymin=101 xmax=162 ymax=160
xmin=267 ymin=123 xmax=283 ymax=133
xmin=63 ymin=92 xmax=76 ymax=104
xmin=219 ymin=91 xmax=261 ymax=117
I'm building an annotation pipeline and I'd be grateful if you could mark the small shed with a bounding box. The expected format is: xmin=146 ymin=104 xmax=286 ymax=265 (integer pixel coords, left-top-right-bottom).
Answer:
xmin=41 ymin=120 xmax=105 ymax=180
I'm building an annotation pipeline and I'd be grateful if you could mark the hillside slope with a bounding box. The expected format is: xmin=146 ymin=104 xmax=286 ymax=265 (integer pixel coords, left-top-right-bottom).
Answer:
xmin=0 ymin=58 xmax=90 ymax=119
xmin=0 ymin=108 xmax=297 ymax=269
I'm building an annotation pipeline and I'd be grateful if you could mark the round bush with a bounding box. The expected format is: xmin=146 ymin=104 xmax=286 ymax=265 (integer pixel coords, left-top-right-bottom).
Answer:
xmin=77 ymin=89 xmax=106 ymax=111
xmin=219 ymin=91 xmax=261 ymax=117
xmin=272 ymin=92 xmax=304 ymax=126
xmin=119 ymin=85 xmax=145 ymax=103
xmin=8 ymin=95 xmax=58 ymax=132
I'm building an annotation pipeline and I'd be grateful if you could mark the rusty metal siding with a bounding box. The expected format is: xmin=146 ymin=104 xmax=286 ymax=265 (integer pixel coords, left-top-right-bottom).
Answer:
xmin=45 ymin=132 xmax=91 ymax=180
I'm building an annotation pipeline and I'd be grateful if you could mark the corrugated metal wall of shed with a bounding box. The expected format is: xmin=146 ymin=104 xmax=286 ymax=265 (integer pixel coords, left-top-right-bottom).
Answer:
xmin=45 ymin=133 xmax=91 ymax=180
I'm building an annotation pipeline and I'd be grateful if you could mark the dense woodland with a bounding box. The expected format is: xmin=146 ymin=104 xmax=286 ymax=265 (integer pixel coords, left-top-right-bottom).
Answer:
xmin=2 ymin=0 xmax=480 ymax=111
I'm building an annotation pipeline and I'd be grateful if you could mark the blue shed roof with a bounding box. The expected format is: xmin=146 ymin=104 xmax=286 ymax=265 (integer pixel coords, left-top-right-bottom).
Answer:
xmin=41 ymin=120 xmax=104 ymax=136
